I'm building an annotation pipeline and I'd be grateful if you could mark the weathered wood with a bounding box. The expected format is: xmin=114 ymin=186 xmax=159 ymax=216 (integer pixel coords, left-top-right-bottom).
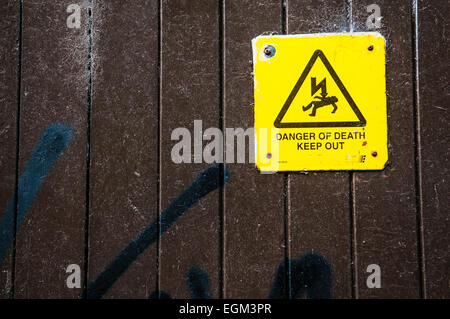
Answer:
xmin=223 ymin=0 xmax=284 ymax=299
xmin=0 ymin=0 xmax=447 ymax=300
xmin=287 ymin=0 xmax=353 ymax=299
xmin=353 ymin=0 xmax=420 ymax=298
xmin=14 ymin=0 xmax=88 ymax=298
xmin=417 ymin=0 xmax=449 ymax=299
xmin=159 ymin=0 xmax=221 ymax=298
xmin=88 ymin=0 xmax=159 ymax=298
xmin=0 ymin=0 xmax=19 ymax=299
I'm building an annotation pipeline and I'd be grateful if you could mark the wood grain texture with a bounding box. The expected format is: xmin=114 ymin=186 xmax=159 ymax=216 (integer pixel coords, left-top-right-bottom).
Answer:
xmin=14 ymin=0 xmax=88 ymax=298
xmin=88 ymin=0 xmax=159 ymax=298
xmin=417 ymin=0 xmax=450 ymax=299
xmin=353 ymin=0 xmax=420 ymax=298
xmin=159 ymin=0 xmax=221 ymax=298
xmin=223 ymin=0 xmax=284 ymax=299
xmin=0 ymin=0 xmax=447 ymax=300
xmin=287 ymin=0 xmax=353 ymax=299
xmin=0 ymin=0 xmax=19 ymax=299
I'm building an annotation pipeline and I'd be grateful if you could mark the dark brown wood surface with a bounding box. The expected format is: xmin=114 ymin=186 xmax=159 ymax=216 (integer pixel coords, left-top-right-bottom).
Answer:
xmin=0 ymin=0 xmax=19 ymax=299
xmin=287 ymin=0 xmax=353 ymax=299
xmin=0 ymin=0 xmax=448 ymax=299
xmin=14 ymin=0 xmax=88 ymax=298
xmin=159 ymin=0 xmax=221 ymax=298
xmin=223 ymin=0 xmax=284 ymax=299
xmin=88 ymin=0 xmax=159 ymax=298
xmin=417 ymin=0 xmax=449 ymax=299
xmin=353 ymin=0 xmax=420 ymax=298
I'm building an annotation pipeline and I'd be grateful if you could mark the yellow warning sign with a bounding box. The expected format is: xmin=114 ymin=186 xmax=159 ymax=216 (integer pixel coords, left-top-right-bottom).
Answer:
xmin=252 ymin=33 xmax=388 ymax=172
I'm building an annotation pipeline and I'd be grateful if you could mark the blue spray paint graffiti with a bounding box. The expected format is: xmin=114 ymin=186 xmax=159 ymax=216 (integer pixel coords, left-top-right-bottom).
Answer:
xmin=269 ymin=253 xmax=332 ymax=299
xmin=149 ymin=252 xmax=332 ymax=299
xmin=82 ymin=164 xmax=230 ymax=299
xmin=0 ymin=126 xmax=332 ymax=299
xmin=186 ymin=266 xmax=212 ymax=299
xmin=82 ymin=163 xmax=332 ymax=299
xmin=148 ymin=266 xmax=211 ymax=299
xmin=0 ymin=123 xmax=74 ymax=263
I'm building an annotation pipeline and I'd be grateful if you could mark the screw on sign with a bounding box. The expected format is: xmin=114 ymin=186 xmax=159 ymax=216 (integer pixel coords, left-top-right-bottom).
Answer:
xmin=263 ymin=45 xmax=276 ymax=58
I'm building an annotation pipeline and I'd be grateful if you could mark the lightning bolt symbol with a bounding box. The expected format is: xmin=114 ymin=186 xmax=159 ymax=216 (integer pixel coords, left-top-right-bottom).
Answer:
xmin=311 ymin=77 xmax=327 ymax=97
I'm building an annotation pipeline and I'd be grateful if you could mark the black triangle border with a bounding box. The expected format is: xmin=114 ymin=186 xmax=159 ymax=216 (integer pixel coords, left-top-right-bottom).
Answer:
xmin=274 ymin=50 xmax=366 ymax=128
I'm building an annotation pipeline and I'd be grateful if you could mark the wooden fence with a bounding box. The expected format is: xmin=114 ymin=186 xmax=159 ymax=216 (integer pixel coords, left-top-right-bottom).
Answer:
xmin=0 ymin=0 xmax=448 ymax=298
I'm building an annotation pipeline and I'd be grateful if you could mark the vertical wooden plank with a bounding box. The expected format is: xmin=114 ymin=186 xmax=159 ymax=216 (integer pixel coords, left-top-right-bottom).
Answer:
xmin=287 ymin=0 xmax=353 ymax=298
xmin=0 ymin=0 xmax=19 ymax=299
xmin=87 ymin=1 xmax=159 ymax=298
xmin=223 ymin=0 xmax=284 ymax=299
xmin=14 ymin=0 xmax=88 ymax=298
xmin=353 ymin=0 xmax=420 ymax=298
xmin=160 ymin=0 xmax=220 ymax=298
xmin=417 ymin=0 xmax=449 ymax=299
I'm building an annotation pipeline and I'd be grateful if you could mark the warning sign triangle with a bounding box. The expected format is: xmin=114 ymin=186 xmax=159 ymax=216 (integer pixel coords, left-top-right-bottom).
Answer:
xmin=274 ymin=50 xmax=366 ymax=128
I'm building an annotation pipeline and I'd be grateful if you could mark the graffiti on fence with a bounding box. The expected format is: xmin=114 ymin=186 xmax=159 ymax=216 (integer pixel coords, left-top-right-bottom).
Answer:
xmin=0 ymin=123 xmax=74 ymax=263
xmin=0 ymin=125 xmax=332 ymax=299
xmin=82 ymin=164 xmax=230 ymax=299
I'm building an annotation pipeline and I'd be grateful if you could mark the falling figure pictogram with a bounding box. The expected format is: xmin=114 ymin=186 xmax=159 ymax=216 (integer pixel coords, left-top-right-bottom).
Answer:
xmin=302 ymin=77 xmax=338 ymax=117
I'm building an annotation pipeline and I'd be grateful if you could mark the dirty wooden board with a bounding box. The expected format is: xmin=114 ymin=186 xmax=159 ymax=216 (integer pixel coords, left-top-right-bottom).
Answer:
xmin=0 ymin=0 xmax=19 ymax=299
xmin=87 ymin=1 xmax=159 ymax=298
xmin=287 ymin=0 xmax=352 ymax=298
xmin=417 ymin=0 xmax=449 ymax=299
xmin=14 ymin=0 xmax=88 ymax=298
xmin=223 ymin=0 xmax=284 ymax=298
xmin=0 ymin=0 xmax=447 ymax=300
xmin=159 ymin=0 xmax=221 ymax=298
xmin=353 ymin=0 xmax=420 ymax=298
